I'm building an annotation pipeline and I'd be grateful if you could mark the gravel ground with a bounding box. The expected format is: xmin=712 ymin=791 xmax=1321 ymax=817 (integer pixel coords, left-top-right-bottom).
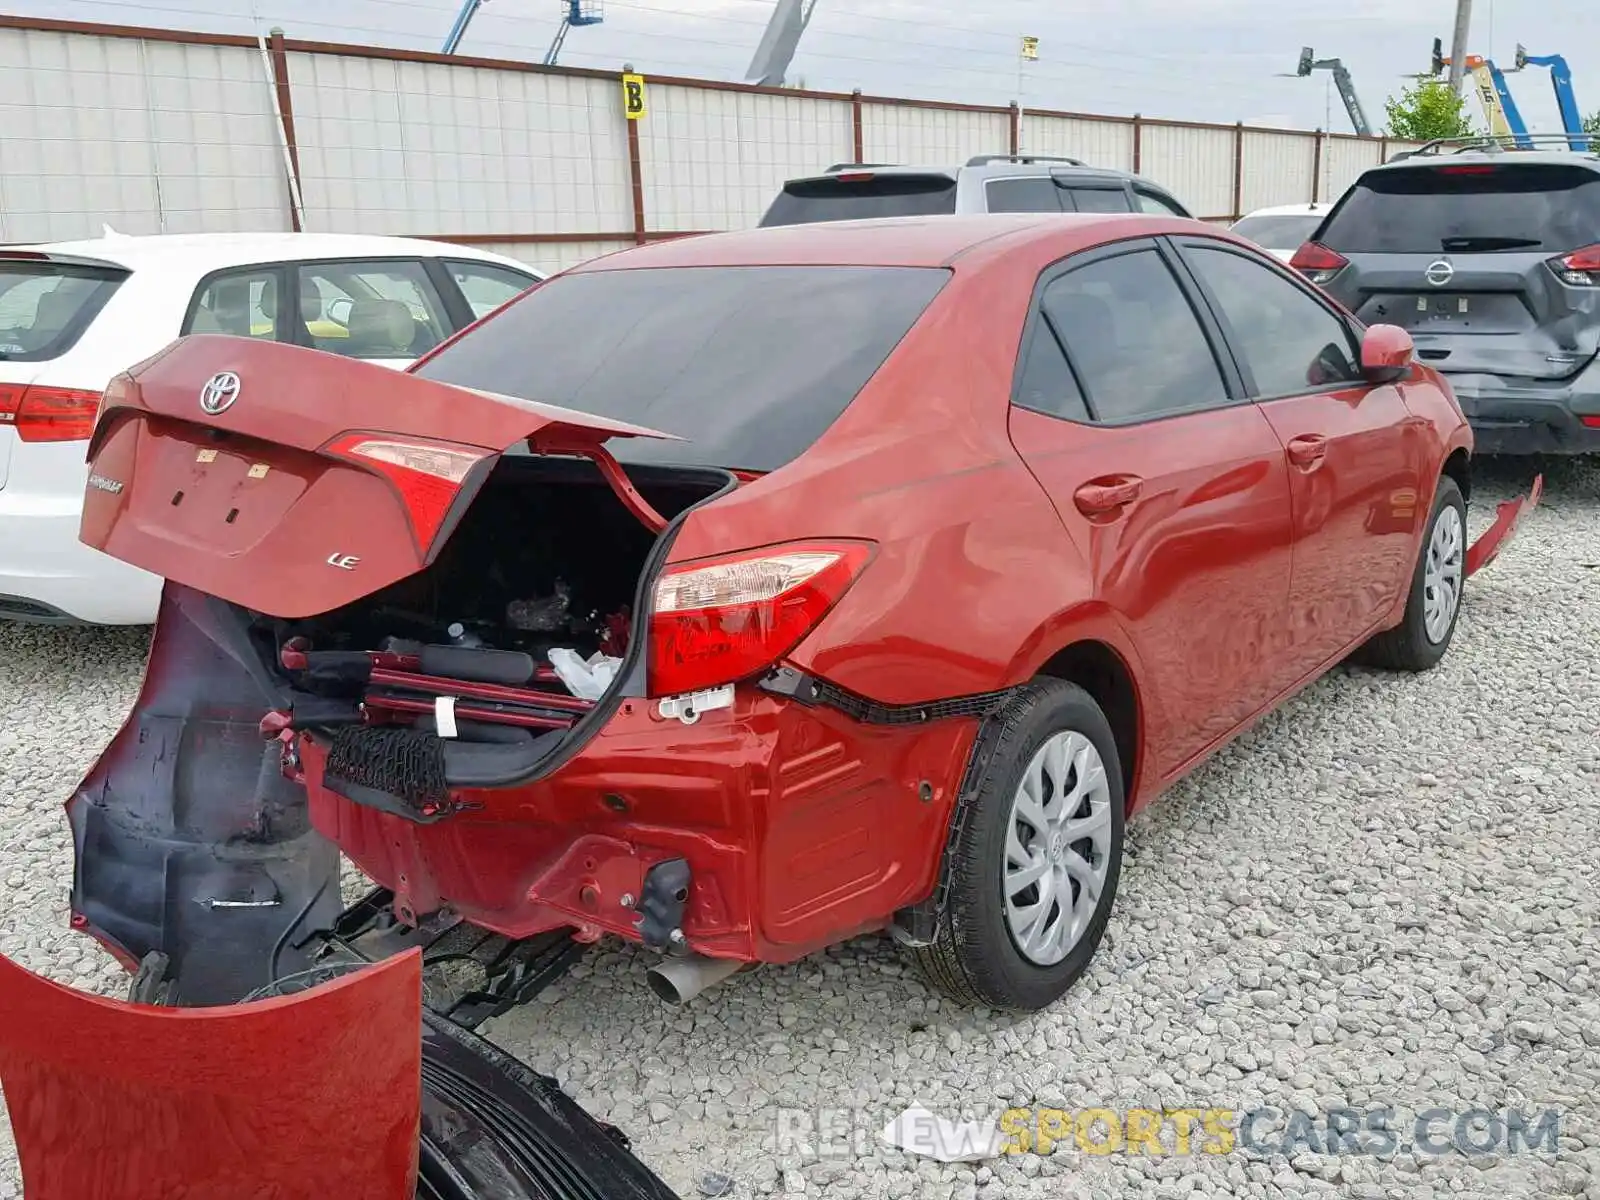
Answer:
xmin=1 ymin=457 xmax=1596 ymax=1200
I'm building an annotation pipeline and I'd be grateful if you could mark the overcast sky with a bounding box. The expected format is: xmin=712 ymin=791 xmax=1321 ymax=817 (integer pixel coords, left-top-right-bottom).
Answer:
xmin=19 ymin=0 xmax=1600 ymax=133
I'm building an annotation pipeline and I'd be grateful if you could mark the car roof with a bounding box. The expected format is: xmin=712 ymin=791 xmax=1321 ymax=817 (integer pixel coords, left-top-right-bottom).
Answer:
xmin=794 ymin=161 xmax=1148 ymax=184
xmin=1236 ymin=203 xmax=1329 ymax=218
xmin=1376 ymin=148 xmax=1600 ymax=171
xmin=576 ymin=213 xmax=1219 ymax=272
xmin=12 ymin=231 xmax=538 ymax=275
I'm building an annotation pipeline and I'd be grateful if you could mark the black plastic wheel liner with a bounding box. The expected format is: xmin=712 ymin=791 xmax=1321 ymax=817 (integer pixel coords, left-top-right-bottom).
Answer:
xmin=66 ymin=583 xmax=342 ymax=1007
xmin=417 ymin=1010 xmax=681 ymax=1200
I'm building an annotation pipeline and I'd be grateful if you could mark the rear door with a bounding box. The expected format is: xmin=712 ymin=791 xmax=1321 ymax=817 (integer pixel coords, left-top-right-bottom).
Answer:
xmin=1176 ymin=236 xmax=1425 ymax=669
xmin=1005 ymin=238 xmax=1297 ymax=778
xmin=1312 ymin=161 xmax=1600 ymax=380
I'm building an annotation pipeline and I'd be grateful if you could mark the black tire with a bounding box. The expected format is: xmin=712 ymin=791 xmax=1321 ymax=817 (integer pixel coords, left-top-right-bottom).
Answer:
xmin=1352 ymin=475 xmax=1466 ymax=673
xmin=913 ymin=679 xmax=1125 ymax=1012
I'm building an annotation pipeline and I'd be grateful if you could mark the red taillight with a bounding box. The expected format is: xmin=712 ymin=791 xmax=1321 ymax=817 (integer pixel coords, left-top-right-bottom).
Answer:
xmin=323 ymin=433 xmax=491 ymax=552
xmin=1288 ymin=241 xmax=1349 ymax=285
xmin=1436 ymin=165 xmax=1499 ymax=175
xmin=647 ymin=540 xmax=875 ymax=698
xmin=0 ymin=385 xmax=103 ymax=442
xmin=833 ymin=172 xmax=876 ymax=182
xmin=1580 ymin=415 xmax=1600 ymax=429
xmin=1548 ymin=243 xmax=1600 ymax=286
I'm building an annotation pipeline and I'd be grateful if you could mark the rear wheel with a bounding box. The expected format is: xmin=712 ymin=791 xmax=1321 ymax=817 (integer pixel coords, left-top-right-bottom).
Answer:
xmin=913 ymin=679 xmax=1125 ymax=1011
xmin=1353 ymin=475 xmax=1466 ymax=672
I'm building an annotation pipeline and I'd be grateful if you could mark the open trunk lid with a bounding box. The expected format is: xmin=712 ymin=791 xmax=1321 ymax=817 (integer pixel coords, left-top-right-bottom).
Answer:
xmin=81 ymin=334 xmax=680 ymax=619
xmin=1315 ymin=161 xmax=1600 ymax=380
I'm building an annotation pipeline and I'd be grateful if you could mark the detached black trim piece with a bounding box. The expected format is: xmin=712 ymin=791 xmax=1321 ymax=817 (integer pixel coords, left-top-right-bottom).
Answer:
xmin=761 ymin=665 xmax=1020 ymax=725
xmin=418 ymin=1010 xmax=681 ymax=1200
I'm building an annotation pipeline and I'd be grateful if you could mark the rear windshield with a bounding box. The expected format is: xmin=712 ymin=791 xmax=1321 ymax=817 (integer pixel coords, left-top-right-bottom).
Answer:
xmin=1318 ymin=163 xmax=1600 ymax=254
xmin=759 ymin=175 xmax=958 ymax=226
xmin=412 ymin=265 xmax=950 ymax=472
xmin=0 ymin=261 xmax=126 ymax=362
xmin=1230 ymin=213 xmax=1323 ymax=249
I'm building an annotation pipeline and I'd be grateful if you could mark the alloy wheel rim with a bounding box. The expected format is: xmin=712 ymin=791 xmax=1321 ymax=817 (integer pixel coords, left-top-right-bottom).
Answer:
xmin=1002 ymin=730 xmax=1114 ymax=967
xmin=1423 ymin=504 xmax=1464 ymax=645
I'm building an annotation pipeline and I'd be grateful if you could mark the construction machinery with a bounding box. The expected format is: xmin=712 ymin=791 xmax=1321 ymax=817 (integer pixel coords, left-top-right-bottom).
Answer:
xmin=1430 ymin=37 xmax=1589 ymax=153
xmin=442 ymin=0 xmax=604 ymax=66
xmin=745 ymin=0 xmax=820 ymax=87
xmin=1514 ymin=44 xmax=1589 ymax=151
xmin=1291 ymin=48 xmax=1373 ymax=138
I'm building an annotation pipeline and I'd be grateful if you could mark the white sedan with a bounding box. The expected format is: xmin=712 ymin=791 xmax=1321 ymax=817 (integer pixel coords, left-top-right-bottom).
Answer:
xmin=1228 ymin=203 xmax=1332 ymax=262
xmin=0 ymin=231 xmax=542 ymax=625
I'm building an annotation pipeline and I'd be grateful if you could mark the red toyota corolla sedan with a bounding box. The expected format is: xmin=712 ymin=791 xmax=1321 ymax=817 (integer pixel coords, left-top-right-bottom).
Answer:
xmin=66 ymin=214 xmax=1537 ymax=1015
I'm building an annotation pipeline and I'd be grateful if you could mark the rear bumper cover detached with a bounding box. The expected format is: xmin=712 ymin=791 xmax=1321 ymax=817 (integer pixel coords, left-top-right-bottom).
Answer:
xmin=1447 ymin=370 xmax=1600 ymax=456
xmin=0 ymin=948 xmax=680 ymax=1199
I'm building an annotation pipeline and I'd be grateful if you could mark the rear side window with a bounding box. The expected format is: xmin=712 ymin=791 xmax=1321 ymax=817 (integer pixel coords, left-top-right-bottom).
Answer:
xmin=0 ymin=262 xmax=126 ymax=362
xmin=1044 ymin=249 xmax=1228 ymax=422
xmin=1319 ymin=164 xmax=1600 ymax=254
xmin=987 ymin=178 xmax=1065 ymax=213
xmin=1068 ymin=187 xmax=1134 ymax=213
xmin=760 ymin=175 xmax=958 ymax=226
xmin=414 ymin=265 xmax=950 ymax=472
xmin=186 ymin=269 xmax=280 ymax=340
xmin=1135 ymin=188 xmax=1190 ymax=217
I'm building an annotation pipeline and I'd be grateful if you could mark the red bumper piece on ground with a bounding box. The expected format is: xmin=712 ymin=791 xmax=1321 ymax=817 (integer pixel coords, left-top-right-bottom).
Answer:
xmin=0 ymin=949 xmax=422 ymax=1199
xmin=1465 ymin=474 xmax=1543 ymax=578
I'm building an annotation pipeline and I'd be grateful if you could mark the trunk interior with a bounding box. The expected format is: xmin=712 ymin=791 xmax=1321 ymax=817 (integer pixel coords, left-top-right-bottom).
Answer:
xmin=260 ymin=453 xmax=731 ymax=805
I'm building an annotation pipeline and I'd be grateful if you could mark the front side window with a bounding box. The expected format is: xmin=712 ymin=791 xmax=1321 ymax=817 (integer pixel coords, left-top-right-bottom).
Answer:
xmin=447 ymin=260 xmax=539 ymax=320
xmin=1043 ymin=249 xmax=1228 ymax=422
xmin=296 ymin=260 xmax=451 ymax=360
xmin=413 ymin=265 xmax=950 ymax=472
xmin=1184 ymin=244 xmax=1361 ymax=396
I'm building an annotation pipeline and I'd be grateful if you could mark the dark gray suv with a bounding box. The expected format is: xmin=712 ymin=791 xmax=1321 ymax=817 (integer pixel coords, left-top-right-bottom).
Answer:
xmin=759 ymin=155 xmax=1193 ymax=226
xmin=1292 ymin=137 xmax=1600 ymax=455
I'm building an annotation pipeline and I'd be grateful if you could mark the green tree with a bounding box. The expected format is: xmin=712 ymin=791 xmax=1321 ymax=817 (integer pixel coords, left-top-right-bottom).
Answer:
xmin=1584 ymin=110 xmax=1600 ymax=137
xmin=1383 ymin=79 xmax=1474 ymax=140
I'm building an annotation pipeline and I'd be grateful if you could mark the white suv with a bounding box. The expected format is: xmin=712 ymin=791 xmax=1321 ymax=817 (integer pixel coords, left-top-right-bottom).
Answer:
xmin=0 ymin=231 xmax=542 ymax=625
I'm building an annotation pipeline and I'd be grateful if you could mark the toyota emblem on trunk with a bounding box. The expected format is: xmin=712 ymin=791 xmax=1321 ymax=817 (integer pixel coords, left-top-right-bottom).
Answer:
xmin=1425 ymin=259 xmax=1455 ymax=287
xmin=199 ymin=371 xmax=241 ymax=415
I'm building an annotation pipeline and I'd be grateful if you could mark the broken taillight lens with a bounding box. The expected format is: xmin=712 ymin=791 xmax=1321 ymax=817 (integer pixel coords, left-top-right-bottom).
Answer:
xmin=0 ymin=385 xmax=103 ymax=443
xmin=323 ymin=433 xmax=491 ymax=552
xmin=1288 ymin=241 xmax=1349 ymax=286
xmin=648 ymin=540 xmax=875 ymax=698
xmin=1547 ymin=244 xmax=1600 ymax=286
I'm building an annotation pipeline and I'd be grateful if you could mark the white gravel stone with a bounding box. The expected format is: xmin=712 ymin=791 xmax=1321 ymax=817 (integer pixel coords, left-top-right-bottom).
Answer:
xmin=2 ymin=459 xmax=1598 ymax=1200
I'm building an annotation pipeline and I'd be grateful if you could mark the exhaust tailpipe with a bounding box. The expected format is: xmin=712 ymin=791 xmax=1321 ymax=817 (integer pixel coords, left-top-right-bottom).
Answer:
xmin=646 ymin=953 xmax=743 ymax=1005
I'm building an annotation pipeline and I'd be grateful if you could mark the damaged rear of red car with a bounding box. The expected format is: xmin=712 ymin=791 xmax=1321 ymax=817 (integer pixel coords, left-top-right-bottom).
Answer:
xmin=67 ymin=215 xmax=1540 ymax=1021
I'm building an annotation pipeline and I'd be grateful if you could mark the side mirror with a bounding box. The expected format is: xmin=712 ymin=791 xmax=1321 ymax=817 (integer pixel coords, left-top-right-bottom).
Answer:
xmin=325 ymin=297 xmax=354 ymax=328
xmin=1360 ymin=324 xmax=1414 ymax=384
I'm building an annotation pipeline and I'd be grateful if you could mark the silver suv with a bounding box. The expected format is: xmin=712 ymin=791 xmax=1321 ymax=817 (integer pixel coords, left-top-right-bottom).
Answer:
xmin=759 ymin=155 xmax=1194 ymax=226
xmin=1293 ymin=135 xmax=1600 ymax=455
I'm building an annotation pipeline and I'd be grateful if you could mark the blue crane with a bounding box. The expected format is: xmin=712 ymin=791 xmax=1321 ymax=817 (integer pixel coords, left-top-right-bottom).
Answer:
xmin=1513 ymin=44 xmax=1590 ymax=151
xmin=442 ymin=1 xmax=604 ymax=66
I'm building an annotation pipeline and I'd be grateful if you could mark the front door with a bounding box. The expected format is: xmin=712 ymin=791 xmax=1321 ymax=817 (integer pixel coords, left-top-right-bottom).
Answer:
xmin=1174 ymin=237 xmax=1427 ymax=670
xmin=1006 ymin=238 xmax=1297 ymax=778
